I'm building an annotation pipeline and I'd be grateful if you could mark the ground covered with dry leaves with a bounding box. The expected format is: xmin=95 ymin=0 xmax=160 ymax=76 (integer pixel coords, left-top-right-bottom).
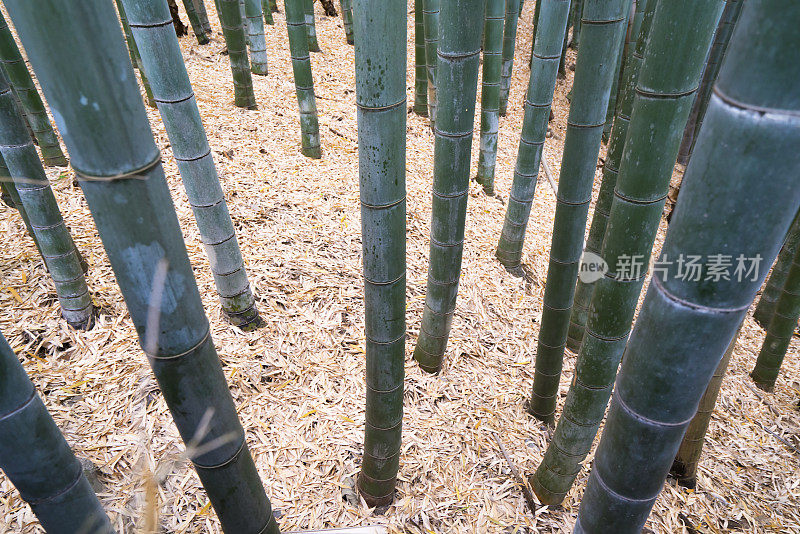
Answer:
xmin=0 ymin=2 xmax=798 ymax=533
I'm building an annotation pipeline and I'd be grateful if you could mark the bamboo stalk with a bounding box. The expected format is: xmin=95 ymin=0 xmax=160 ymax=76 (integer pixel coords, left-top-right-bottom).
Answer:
xmin=574 ymin=1 xmax=800 ymax=529
xmin=123 ymin=0 xmax=261 ymax=330
xmin=0 ymin=11 xmax=67 ymax=166
xmin=195 ymin=0 xmax=214 ymax=35
xmin=412 ymin=0 xmax=484 ymax=374
xmin=496 ymin=0 xmax=571 ymax=268
xmin=352 ymin=0 xmax=406 ymax=506
xmin=677 ymin=0 xmax=743 ymax=165
xmin=114 ymin=0 xmax=157 ymax=108
xmin=670 ymin=324 xmax=742 ymax=489
xmin=498 ymin=0 xmax=520 ymax=117
xmin=284 ymin=0 xmax=321 ymax=158
xmin=3 ymin=1 xmax=281 ymax=531
xmin=0 ymin=71 xmax=94 ymax=330
xmin=214 ymin=0 xmax=258 ymax=109
xmin=421 ymin=0 xmax=439 ymax=124
xmin=474 ymin=0 xmax=504 ymax=195
xmin=339 ymin=0 xmax=354 ymax=44
xmin=570 ymin=0 xmax=584 ymax=49
xmin=528 ymin=0 xmax=632 ymax=424
xmin=752 ymin=245 xmax=800 ymax=392
xmin=754 ymin=210 xmax=800 ymax=327
xmin=183 ymin=0 xmax=211 ymax=43
xmin=0 ymin=153 xmax=46 ymax=263
xmin=413 ymin=0 xmax=428 ymax=116
xmin=241 ymin=0 xmax=269 ymax=74
xmin=263 ymin=0 xmax=275 ymax=24
xmin=0 ymin=331 xmax=115 ymax=534
xmin=304 ymin=0 xmax=321 ymax=52
xmin=532 ymin=0 xmax=725 ymax=503
xmin=566 ymin=0 xmax=656 ymax=352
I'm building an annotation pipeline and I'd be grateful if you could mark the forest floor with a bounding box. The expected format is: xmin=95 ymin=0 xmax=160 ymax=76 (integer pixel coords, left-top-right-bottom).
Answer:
xmin=0 ymin=1 xmax=799 ymax=533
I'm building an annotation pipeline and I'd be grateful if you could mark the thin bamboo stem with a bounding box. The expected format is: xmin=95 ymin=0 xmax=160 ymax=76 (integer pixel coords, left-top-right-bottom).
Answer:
xmin=340 ymin=0 xmax=354 ymax=44
xmin=421 ymin=0 xmax=439 ymax=124
xmin=496 ymin=0 xmax=571 ymax=268
xmin=303 ymin=0 xmax=321 ymax=52
xmin=183 ymin=0 xmax=211 ymax=43
xmin=284 ymin=0 xmax=321 ymax=158
xmin=754 ymin=210 xmax=800 ymax=327
xmin=353 ymin=0 xmax=406 ymax=506
xmin=413 ymin=0 xmax=428 ymax=116
xmin=263 ymin=0 xmax=275 ymax=24
xmin=412 ymin=0 xmax=484 ymax=374
xmin=475 ymin=0 xmax=505 ymax=194
xmin=114 ymin=0 xmax=157 ymax=108
xmin=241 ymin=0 xmax=269 ymax=74
xmin=195 ymin=0 xmax=213 ymax=35
xmin=0 ymin=11 xmax=67 ymax=166
xmin=499 ymin=0 xmax=520 ymax=116
xmin=214 ymin=0 xmax=258 ymax=108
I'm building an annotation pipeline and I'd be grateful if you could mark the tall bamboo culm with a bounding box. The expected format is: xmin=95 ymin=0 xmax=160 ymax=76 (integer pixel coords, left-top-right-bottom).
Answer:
xmin=303 ymin=0 xmax=321 ymax=52
xmin=0 ymin=331 xmax=115 ymax=534
xmin=498 ymin=0 xmax=520 ymax=116
xmin=183 ymin=0 xmax=211 ymax=43
xmin=751 ymin=245 xmax=800 ymax=392
xmin=3 ymin=1 xmax=281 ymax=532
xmin=196 ymin=0 xmax=213 ymax=35
xmin=340 ymin=0 xmax=354 ymax=44
xmin=214 ymin=0 xmax=258 ymax=108
xmin=123 ymin=0 xmax=261 ymax=329
xmin=496 ymin=0 xmax=571 ymax=268
xmin=474 ymin=0 xmax=504 ymax=195
xmin=242 ymin=0 xmax=269 ymax=74
xmin=413 ymin=0 xmax=428 ymax=116
xmin=262 ymin=0 xmax=275 ymax=24
xmin=600 ymin=1 xmax=631 ymax=142
xmin=284 ymin=0 xmax=322 ymax=158
xmin=677 ymin=0 xmax=743 ymax=165
xmin=114 ymin=0 xmax=157 ymax=108
xmin=421 ymin=0 xmax=439 ymax=125
xmin=412 ymin=0 xmax=484 ymax=374
xmin=670 ymin=324 xmax=742 ymax=489
xmin=0 ymin=11 xmax=67 ymax=167
xmin=754 ymin=210 xmax=800 ymax=327
xmin=565 ymin=0 xmax=656 ymax=353
xmin=570 ymin=0 xmax=584 ymax=49
xmin=575 ymin=1 xmax=800 ymax=530
xmin=353 ymin=0 xmax=406 ymax=506
xmin=531 ymin=0 xmax=724 ymax=504
xmin=0 ymin=154 xmax=45 ymax=260
xmin=0 ymin=71 xmax=94 ymax=330
xmin=528 ymin=0 xmax=631 ymax=424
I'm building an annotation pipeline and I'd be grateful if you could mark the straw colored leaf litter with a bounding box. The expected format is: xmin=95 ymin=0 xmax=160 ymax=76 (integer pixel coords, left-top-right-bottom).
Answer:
xmin=0 ymin=2 xmax=798 ymax=533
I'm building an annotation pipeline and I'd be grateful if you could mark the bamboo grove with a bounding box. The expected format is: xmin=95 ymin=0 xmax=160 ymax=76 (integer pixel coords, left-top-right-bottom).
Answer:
xmin=0 ymin=0 xmax=797 ymax=532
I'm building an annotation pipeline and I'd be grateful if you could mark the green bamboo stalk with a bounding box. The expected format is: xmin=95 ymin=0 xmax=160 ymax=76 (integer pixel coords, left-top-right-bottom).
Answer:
xmin=262 ymin=0 xmax=275 ymax=24
xmin=0 ymin=11 xmax=67 ymax=167
xmin=529 ymin=0 xmax=542 ymax=67
xmin=241 ymin=0 xmax=269 ymax=74
xmin=0 ymin=72 xmax=94 ymax=330
xmin=340 ymin=0 xmax=354 ymax=44
xmin=498 ymin=0 xmax=520 ymax=117
xmin=601 ymin=6 xmax=629 ymax=142
xmin=421 ymin=0 xmax=439 ymax=124
xmin=303 ymin=0 xmax=321 ymax=52
xmin=0 ymin=331 xmax=115 ymax=534
xmin=474 ymin=0 xmax=504 ymax=195
xmin=413 ymin=0 xmax=428 ymax=116
xmin=557 ymin=11 xmax=569 ymax=77
xmin=575 ymin=0 xmax=800 ymax=529
xmin=528 ymin=0 xmax=631 ymax=424
xmin=270 ymin=0 xmax=279 ymax=11
xmin=284 ymin=0 xmax=321 ymax=158
xmin=0 ymin=153 xmax=45 ymax=260
xmin=678 ymin=0 xmax=742 ymax=165
xmin=214 ymin=0 xmax=258 ymax=109
xmin=195 ymin=0 xmax=213 ymax=35
xmin=352 ymin=0 xmax=406 ymax=506
xmin=412 ymin=0 xmax=484 ymax=374
xmin=565 ymin=0 xmax=655 ymax=353
xmin=670 ymin=324 xmax=742 ymax=489
xmin=752 ymin=246 xmax=800 ymax=392
xmin=3 ymin=1 xmax=281 ymax=531
xmin=754 ymin=210 xmax=800 ymax=327
xmin=570 ymin=0 xmax=583 ymax=49
xmin=531 ymin=0 xmax=724 ymax=503
xmin=183 ymin=0 xmax=211 ymax=43
xmin=115 ymin=0 xmax=157 ymax=108
xmin=496 ymin=0 xmax=571 ymax=268
xmin=123 ymin=0 xmax=261 ymax=330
